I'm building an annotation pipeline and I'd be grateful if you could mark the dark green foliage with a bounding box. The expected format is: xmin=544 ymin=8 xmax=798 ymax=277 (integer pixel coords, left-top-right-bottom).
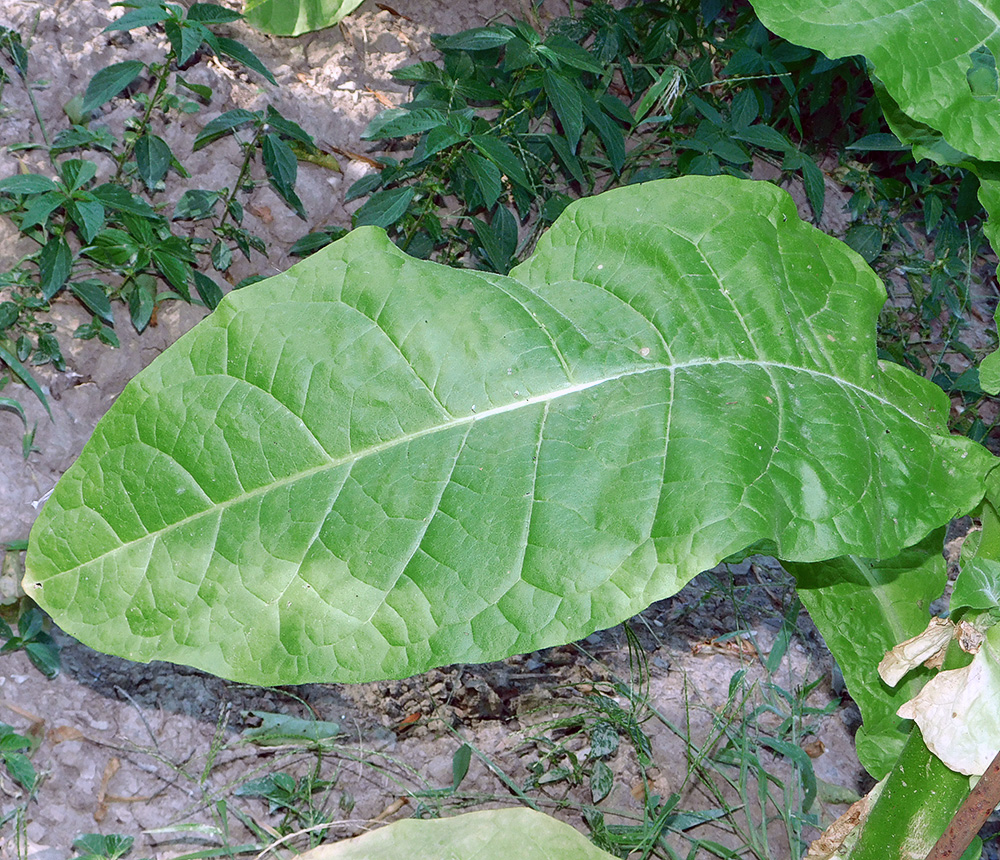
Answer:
xmin=0 ymin=4 xmax=318 ymax=435
xmin=346 ymin=0 xmax=848 ymax=275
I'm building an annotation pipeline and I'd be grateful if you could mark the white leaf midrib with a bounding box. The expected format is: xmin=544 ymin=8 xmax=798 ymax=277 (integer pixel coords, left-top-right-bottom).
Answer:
xmin=36 ymin=356 xmax=929 ymax=581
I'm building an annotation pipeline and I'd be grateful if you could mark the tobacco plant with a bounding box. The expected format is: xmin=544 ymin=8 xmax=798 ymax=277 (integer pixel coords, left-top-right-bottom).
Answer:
xmin=17 ymin=1 xmax=1000 ymax=859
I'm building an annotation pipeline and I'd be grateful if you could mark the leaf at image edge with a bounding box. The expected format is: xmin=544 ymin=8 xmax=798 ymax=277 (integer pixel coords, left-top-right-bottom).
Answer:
xmin=295 ymin=808 xmax=618 ymax=860
xmin=748 ymin=0 xmax=1000 ymax=163
xmin=243 ymin=0 xmax=367 ymax=36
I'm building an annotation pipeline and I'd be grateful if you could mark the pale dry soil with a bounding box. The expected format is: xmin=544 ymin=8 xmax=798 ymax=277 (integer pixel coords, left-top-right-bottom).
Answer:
xmin=1 ymin=0 xmax=877 ymax=856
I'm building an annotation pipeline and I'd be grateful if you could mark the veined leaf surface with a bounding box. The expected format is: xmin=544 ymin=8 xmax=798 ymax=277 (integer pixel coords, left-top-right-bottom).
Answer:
xmin=786 ymin=530 xmax=948 ymax=779
xmin=749 ymin=0 xmax=1000 ymax=163
xmin=24 ymin=177 xmax=992 ymax=685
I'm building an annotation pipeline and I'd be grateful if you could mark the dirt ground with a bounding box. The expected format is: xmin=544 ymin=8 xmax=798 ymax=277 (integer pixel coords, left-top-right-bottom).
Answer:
xmin=0 ymin=0 xmax=892 ymax=856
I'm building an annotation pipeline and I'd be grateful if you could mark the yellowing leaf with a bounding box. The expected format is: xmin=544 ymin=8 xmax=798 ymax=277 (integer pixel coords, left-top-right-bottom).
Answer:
xmin=896 ymin=633 xmax=1000 ymax=775
xmin=877 ymin=617 xmax=955 ymax=687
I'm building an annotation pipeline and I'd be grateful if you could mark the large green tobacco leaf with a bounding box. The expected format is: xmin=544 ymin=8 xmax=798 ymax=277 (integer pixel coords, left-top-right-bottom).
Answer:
xmin=295 ymin=808 xmax=617 ymax=860
xmin=749 ymin=0 xmax=1000 ymax=163
xmin=23 ymin=176 xmax=993 ymax=685
xmin=785 ymin=530 xmax=948 ymax=780
xmin=243 ymin=0 xmax=365 ymax=35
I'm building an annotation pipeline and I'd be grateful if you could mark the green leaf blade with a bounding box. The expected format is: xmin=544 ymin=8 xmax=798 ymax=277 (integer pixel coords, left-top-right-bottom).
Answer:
xmin=81 ymin=60 xmax=145 ymax=114
xmin=243 ymin=0 xmax=366 ymax=36
xmin=749 ymin=0 xmax=1000 ymax=164
xmin=24 ymin=176 xmax=992 ymax=685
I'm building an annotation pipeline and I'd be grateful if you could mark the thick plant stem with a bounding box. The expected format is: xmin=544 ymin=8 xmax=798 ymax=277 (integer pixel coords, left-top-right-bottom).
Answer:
xmin=850 ymin=730 xmax=970 ymax=860
xmin=925 ymin=748 xmax=1000 ymax=860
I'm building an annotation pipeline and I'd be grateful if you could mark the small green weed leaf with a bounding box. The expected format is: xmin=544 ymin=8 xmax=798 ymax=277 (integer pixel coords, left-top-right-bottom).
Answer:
xmin=580 ymin=92 xmax=625 ymax=174
xmin=214 ymin=36 xmax=276 ymax=85
xmin=294 ymin=808 xmax=617 ymax=860
xmin=363 ymin=108 xmax=448 ymax=141
xmin=733 ymin=123 xmax=792 ymax=154
xmin=787 ymin=529 xmax=949 ymax=779
xmin=173 ymin=189 xmax=220 ymax=221
xmin=0 ymin=174 xmax=59 ymax=195
xmin=590 ymin=759 xmax=614 ymax=803
xmin=845 ymin=132 xmax=909 ymax=151
xmin=84 ymin=228 xmax=139 ymax=269
xmin=72 ymin=833 xmax=134 ymax=860
xmin=187 ymin=3 xmax=244 ymax=24
xmin=193 ymin=271 xmax=223 ymax=309
xmin=165 ymin=18 xmax=208 ymax=66
xmin=0 ymin=302 xmax=18 ymax=331
xmin=151 ymin=251 xmax=191 ymax=300
xmin=262 ymin=133 xmax=305 ymax=218
xmin=67 ymin=198 xmax=106 ymax=244
xmin=127 ymin=276 xmax=156 ymax=332
xmin=589 ymin=721 xmax=619 ymax=758
xmin=758 ymin=736 xmax=817 ymax=811
xmin=104 ymin=5 xmax=170 ymax=32
xmin=3 ymin=752 xmax=36 ymax=791
xmin=81 ymin=60 xmax=145 ymax=114
xmin=452 ymin=743 xmax=471 ymax=790
xmin=730 ymin=88 xmax=759 ymax=129
xmin=844 ymin=223 xmax=883 ymax=263
xmin=20 ymin=192 xmax=65 ymax=232
xmin=23 ymin=177 xmax=993 ymax=686
xmin=135 ymin=134 xmax=172 ymax=190
xmin=176 ymin=74 xmax=213 ymax=102
xmin=470 ymin=136 xmax=532 ymax=192
xmin=472 ymin=210 xmax=515 ymax=273
xmin=243 ymin=0 xmax=365 ymax=36
xmin=750 ymin=0 xmax=1000 ymax=164
xmin=464 ymin=152 xmax=502 ymax=209
xmin=210 ymin=239 xmax=232 ymax=272
xmin=353 ymin=186 xmax=414 ymax=228
xmin=422 ymin=125 xmax=465 ymax=160
xmin=39 ymin=237 xmax=72 ymax=300
xmin=193 ymin=108 xmax=260 ymax=150
xmin=58 ymin=159 xmax=97 ymax=191
xmin=434 ymin=27 xmax=515 ymax=52
xmin=0 ymin=343 xmax=51 ymax=419
xmin=547 ymin=132 xmax=584 ymax=184
xmin=90 ymin=183 xmax=156 ymax=218
xmin=539 ymin=34 xmax=604 ymax=74
xmin=543 ymin=70 xmax=583 ymax=152
xmin=345 ymin=173 xmax=384 ymax=203
xmin=786 ymin=152 xmax=824 ymax=221
xmin=70 ymin=281 xmax=114 ymax=325
xmin=25 ymin=637 xmax=60 ymax=678
xmin=263 ymin=105 xmax=314 ymax=147
xmin=966 ymin=44 xmax=999 ymax=99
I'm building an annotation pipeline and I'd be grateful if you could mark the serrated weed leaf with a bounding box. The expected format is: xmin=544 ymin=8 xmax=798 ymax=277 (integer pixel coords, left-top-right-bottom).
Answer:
xmin=81 ymin=61 xmax=145 ymax=114
xmin=24 ymin=177 xmax=992 ymax=685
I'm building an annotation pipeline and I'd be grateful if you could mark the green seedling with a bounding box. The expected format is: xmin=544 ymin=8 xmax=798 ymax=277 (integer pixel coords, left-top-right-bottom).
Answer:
xmin=0 ymin=603 xmax=59 ymax=678
xmin=71 ymin=833 xmax=136 ymax=860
